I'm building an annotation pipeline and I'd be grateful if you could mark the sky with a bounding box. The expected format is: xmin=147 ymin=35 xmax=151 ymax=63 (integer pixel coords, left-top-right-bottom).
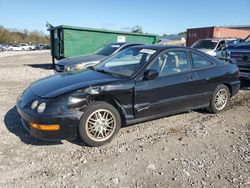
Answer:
xmin=0 ymin=0 xmax=249 ymax=35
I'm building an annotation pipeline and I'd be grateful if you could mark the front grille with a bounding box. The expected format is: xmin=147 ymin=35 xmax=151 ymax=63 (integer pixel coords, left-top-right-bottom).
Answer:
xmin=230 ymin=52 xmax=250 ymax=64
xmin=55 ymin=64 xmax=65 ymax=72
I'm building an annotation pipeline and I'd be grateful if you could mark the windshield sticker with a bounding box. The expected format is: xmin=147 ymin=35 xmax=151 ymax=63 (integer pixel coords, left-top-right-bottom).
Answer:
xmin=111 ymin=45 xmax=121 ymax=48
xmin=140 ymin=49 xmax=156 ymax=54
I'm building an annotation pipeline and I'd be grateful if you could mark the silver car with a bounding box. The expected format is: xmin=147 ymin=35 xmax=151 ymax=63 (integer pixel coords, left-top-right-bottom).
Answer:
xmin=55 ymin=42 xmax=143 ymax=73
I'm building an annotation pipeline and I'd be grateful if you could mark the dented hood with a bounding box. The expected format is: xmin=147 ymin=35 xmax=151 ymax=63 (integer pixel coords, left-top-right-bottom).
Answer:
xmin=30 ymin=69 xmax=120 ymax=98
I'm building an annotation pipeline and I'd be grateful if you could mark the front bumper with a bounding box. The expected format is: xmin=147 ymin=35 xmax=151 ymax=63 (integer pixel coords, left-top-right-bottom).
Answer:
xmin=16 ymin=92 xmax=82 ymax=141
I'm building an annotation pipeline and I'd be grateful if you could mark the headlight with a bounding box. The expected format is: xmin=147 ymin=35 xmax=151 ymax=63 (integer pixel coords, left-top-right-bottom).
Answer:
xmin=65 ymin=61 xmax=100 ymax=72
xmin=37 ymin=102 xmax=46 ymax=113
xmin=31 ymin=100 xmax=38 ymax=109
xmin=66 ymin=64 xmax=83 ymax=72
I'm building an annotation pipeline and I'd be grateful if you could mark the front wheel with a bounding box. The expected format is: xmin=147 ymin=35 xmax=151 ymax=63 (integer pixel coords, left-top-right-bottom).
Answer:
xmin=206 ymin=84 xmax=230 ymax=113
xmin=79 ymin=101 xmax=121 ymax=147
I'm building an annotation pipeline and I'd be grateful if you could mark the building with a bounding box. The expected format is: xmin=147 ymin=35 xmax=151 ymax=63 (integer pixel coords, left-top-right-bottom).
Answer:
xmin=186 ymin=25 xmax=250 ymax=46
xmin=160 ymin=35 xmax=186 ymax=46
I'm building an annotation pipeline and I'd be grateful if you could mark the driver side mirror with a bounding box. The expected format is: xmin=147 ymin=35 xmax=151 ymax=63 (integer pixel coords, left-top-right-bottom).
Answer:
xmin=143 ymin=69 xmax=159 ymax=80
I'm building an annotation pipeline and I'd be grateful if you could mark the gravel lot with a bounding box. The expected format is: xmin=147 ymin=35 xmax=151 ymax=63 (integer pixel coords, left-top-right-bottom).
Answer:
xmin=0 ymin=51 xmax=249 ymax=187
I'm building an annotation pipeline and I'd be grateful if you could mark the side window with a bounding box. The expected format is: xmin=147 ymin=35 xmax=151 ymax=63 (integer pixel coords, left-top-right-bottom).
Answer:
xmin=147 ymin=50 xmax=190 ymax=77
xmin=191 ymin=52 xmax=213 ymax=68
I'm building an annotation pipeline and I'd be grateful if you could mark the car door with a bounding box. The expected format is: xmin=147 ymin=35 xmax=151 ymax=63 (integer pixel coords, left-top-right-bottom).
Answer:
xmin=134 ymin=49 xmax=199 ymax=119
xmin=189 ymin=50 xmax=217 ymax=105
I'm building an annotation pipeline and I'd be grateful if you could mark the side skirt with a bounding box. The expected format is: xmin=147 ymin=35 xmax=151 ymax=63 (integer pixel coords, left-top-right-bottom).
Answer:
xmin=126 ymin=104 xmax=209 ymax=125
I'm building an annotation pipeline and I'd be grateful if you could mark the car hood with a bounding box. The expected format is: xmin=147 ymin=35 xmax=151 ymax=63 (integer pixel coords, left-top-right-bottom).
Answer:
xmin=198 ymin=49 xmax=216 ymax=56
xmin=227 ymin=42 xmax=250 ymax=50
xmin=30 ymin=69 xmax=121 ymax=98
xmin=56 ymin=54 xmax=106 ymax=66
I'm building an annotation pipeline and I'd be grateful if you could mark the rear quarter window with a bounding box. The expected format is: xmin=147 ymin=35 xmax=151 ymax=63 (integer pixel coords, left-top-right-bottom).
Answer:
xmin=191 ymin=52 xmax=213 ymax=68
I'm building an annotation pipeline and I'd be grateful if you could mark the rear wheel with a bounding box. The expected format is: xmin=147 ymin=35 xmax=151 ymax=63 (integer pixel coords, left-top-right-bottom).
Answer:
xmin=79 ymin=101 xmax=121 ymax=147
xmin=206 ymin=84 xmax=230 ymax=113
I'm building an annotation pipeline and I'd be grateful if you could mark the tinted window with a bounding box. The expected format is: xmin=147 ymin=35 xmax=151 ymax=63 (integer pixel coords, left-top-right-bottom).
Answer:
xmin=191 ymin=52 xmax=213 ymax=68
xmin=147 ymin=50 xmax=190 ymax=77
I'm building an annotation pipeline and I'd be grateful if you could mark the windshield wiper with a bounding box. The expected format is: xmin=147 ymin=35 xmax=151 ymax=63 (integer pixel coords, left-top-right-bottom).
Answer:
xmin=88 ymin=66 xmax=121 ymax=77
xmin=95 ymin=69 xmax=111 ymax=74
xmin=94 ymin=68 xmax=121 ymax=77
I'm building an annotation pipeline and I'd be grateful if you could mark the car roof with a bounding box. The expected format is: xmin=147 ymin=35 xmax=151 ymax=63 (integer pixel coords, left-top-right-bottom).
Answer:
xmin=130 ymin=44 xmax=189 ymax=51
xmin=198 ymin=38 xmax=239 ymax=42
xmin=109 ymin=42 xmax=145 ymax=46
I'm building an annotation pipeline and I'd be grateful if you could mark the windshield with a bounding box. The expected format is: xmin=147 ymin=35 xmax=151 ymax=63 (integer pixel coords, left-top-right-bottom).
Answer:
xmin=192 ymin=40 xmax=218 ymax=50
xmin=96 ymin=44 xmax=121 ymax=56
xmin=94 ymin=47 xmax=156 ymax=77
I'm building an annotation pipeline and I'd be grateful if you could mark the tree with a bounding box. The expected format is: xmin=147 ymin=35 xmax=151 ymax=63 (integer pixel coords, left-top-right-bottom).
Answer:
xmin=131 ymin=25 xmax=143 ymax=33
xmin=0 ymin=25 xmax=50 ymax=44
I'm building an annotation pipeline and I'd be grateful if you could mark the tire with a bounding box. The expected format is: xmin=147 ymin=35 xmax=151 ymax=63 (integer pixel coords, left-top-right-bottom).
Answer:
xmin=79 ymin=101 xmax=121 ymax=147
xmin=206 ymin=84 xmax=230 ymax=113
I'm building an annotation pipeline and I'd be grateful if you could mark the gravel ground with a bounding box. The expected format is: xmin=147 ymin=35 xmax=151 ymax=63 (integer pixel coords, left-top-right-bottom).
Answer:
xmin=0 ymin=52 xmax=249 ymax=187
xmin=0 ymin=50 xmax=50 ymax=59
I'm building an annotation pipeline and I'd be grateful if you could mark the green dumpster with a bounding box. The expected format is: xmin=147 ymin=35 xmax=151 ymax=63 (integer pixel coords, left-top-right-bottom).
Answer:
xmin=48 ymin=25 xmax=159 ymax=63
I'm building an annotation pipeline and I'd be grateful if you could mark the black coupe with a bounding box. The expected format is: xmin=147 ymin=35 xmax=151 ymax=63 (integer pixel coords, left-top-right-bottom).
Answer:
xmin=16 ymin=45 xmax=240 ymax=146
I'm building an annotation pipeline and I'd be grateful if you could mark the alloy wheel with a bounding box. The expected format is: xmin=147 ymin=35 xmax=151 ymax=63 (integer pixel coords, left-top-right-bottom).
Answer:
xmin=214 ymin=89 xmax=228 ymax=110
xmin=85 ymin=109 xmax=116 ymax=142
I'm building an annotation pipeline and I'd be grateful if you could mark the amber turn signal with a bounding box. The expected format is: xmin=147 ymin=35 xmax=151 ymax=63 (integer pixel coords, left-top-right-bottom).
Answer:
xmin=30 ymin=123 xmax=60 ymax=131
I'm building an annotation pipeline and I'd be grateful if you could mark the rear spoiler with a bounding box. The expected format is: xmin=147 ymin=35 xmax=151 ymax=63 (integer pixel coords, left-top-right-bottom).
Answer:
xmin=218 ymin=58 xmax=237 ymax=64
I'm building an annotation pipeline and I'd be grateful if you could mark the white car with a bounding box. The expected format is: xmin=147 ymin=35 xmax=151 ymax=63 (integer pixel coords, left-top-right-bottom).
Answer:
xmin=19 ymin=43 xmax=36 ymax=50
xmin=191 ymin=38 xmax=227 ymax=57
xmin=8 ymin=45 xmax=23 ymax=51
xmin=8 ymin=43 xmax=35 ymax=51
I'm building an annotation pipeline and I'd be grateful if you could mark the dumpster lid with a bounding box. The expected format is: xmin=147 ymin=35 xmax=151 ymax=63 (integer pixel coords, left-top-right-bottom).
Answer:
xmin=48 ymin=25 xmax=158 ymax=37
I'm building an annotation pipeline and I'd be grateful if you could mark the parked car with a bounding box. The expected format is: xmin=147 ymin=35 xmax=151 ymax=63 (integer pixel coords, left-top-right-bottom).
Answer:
xmin=220 ymin=35 xmax=250 ymax=80
xmin=0 ymin=44 xmax=5 ymax=52
xmin=0 ymin=44 xmax=10 ymax=51
xmin=20 ymin=43 xmax=36 ymax=51
xmin=191 ymin=38 xmax=236 ymax=57
xmin=8 ymin=43 xmax=35 ymax=51
xmin=55 ymin=42 xmax=143 ymax=73
xmin=16 ymin=45 xmax=240 ymax=146
xmin=8 ymin=44 xmax=23 ymax=51
xmin=35 ymin=44 xmax=45 ymax=50
xmin=43 ymin=45 xmax=51 ymax=50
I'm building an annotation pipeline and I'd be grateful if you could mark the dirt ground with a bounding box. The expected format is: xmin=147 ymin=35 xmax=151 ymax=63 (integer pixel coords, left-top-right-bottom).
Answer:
xmin=0 ymin=51 xmax=249 ymax=188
